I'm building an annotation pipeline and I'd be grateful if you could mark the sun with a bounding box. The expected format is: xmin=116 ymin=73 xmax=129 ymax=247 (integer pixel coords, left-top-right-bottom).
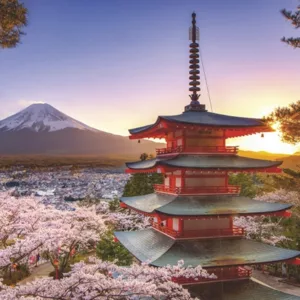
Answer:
xmin=257 ymin=132 xmax=295 ymax=154
xmin=228 ymin=132 xmax=296 ymax=155
xmin=271 ymin=122 xmax=280 ymax=131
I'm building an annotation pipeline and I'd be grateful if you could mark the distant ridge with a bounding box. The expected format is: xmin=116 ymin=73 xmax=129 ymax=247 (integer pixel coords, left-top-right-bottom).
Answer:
xmin=239 ymin=150 xmax=300 ymax=170
xmin=238 ymin=150 xmax=289 ymax=160
xmin=0 ymin=103 xmax=164 ymax=155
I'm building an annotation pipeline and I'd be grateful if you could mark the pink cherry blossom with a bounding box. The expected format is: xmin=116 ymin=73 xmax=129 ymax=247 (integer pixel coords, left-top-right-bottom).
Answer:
xmin=0 ymin=258 xmax=215 ymax=299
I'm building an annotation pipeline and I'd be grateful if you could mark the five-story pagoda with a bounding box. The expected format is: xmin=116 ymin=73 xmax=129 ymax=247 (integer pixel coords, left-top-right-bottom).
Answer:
xmin=115 ymin=13 xmax=300 ymax=289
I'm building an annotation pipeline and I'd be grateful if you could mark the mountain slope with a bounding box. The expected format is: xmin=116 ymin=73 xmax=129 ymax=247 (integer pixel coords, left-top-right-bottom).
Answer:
xmin=0 ymin=128 xmax=164 ymax=155
xmin=0 ymin=103 xmax=164 ymax=155
xmin=238 ymin=150 xmax=300 ymax=170
xmin=0 ymin=103 xmax=98 ymax=133
xmin=238 ymin=150 xmax=289 ymax=161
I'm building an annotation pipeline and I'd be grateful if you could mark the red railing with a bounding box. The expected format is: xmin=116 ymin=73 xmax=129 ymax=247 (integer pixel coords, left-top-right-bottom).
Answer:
xmin=156 ymin=145 xmax=183 ymax=155
xmin=173 ymin=266 xmax=252 ymax=284
xmin=156 ymin=146 xmax=238 ymax=155
xmin=237 ymin=266 xmax=252 ymax=278
xmin=152 ymin=223 xmax=244 ymax=239
xmin=154 ymin=184 xmax=241 ymax=195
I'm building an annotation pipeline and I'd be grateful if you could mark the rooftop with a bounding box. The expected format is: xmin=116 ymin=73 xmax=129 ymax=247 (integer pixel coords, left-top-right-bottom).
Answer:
xmin=120 ymin=193 xmax=292 ymax=216
xmin=126 ymin=154 xmax=282 ymax=172
xmin=114 ymin=229 xmax=300 ymax=268
xmin=130 ymin=111 xmax=268 ymax=134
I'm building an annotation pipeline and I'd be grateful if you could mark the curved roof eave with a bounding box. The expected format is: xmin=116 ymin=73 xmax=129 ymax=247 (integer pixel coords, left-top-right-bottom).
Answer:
xmin=129 ymin=111 xmax=270 ymax=135
xmin=126 ymin=155 xmax=283 ymax=171
xmin=120 ymin=194 xmax=292 ymax=216
xmin=129 ymin=122 xmax=157 ymax=135
xmin=114 ymin=229 xmax=300 ymax=268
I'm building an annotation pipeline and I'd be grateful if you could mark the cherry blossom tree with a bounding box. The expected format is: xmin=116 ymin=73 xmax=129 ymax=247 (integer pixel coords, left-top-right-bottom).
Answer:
xmin=0 ymin=192 xmax=213 ymax=297
xmin=0 ymin=193 xmax=53 ymax=247
xmin=0 ymin=258 xmax=214 ymax=299
xmin=233 ymin=190 xmax=298 ymax=246
xmin=234 ymin=216 xmax=289 ymax=246
xmin=0 ymin=192 xmax=106 ymax=279
xmin=255 ymin=189 xmax=300 ymax=206
xmin=0 ymin=191 xmax=152 ymax=281
xmin=110 ymin=210 xmax=151 ymax=231
xmin=96 ymin=199 xmax=151 ymax=231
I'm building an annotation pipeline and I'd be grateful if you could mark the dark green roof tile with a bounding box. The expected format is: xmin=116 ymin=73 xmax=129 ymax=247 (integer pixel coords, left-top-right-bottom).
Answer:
xmin=129 ymin=111 xmax=267 ymax=134
xmin=121 ymin=194 xmax=292 ymax=216
xmin=126 ymin=155 xmax=282 ymax=170
xmin=121 ymin=193 xmax=176 ymax=214
xmin=115 ymin=229 xmax=300 ymax=268
xmin=114 ymin=229 xmax=174 ymax=263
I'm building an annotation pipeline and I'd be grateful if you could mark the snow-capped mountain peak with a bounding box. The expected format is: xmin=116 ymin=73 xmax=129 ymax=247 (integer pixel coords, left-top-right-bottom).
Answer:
xmin=0 ymin=103 xmax=99 ymax=133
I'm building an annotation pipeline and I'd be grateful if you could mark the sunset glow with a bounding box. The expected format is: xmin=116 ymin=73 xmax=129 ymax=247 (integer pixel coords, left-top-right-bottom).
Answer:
xmin=228 ymin=133 xmax=297 ymax=155
xmin=1 ymin=2 xmax=300 ymax=298
xmin=0 ymin=0 xmax=299 ymax=155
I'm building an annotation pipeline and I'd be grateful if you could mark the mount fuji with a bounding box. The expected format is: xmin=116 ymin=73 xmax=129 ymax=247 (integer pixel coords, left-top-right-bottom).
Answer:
xmin=0 ymin=103 xmax=99 ymax=133
xmin=0 ymin=103 xmax=163 ymax=155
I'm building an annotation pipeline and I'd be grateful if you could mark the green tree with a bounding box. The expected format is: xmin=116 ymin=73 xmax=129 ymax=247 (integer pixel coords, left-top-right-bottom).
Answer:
xmin=108 ymin=197 xmax=121 ymax=212
xmin=123 ymin=173 xmax=163 ymax=197
xmin=281 ymin=3 xmax=300 ymax=48
xmin=229 ymin=173 xmax=261 ymax=198
xmin=270 ymin=172 xmax=299 ymax=191
xmin=139 ymin=153 xmax=149 ymax=161
xmin=96 ymin=231 xmax=133 ymax=266
xmin=265 ymin=101 xmax=300 ymax=144
xmin=0 ymin=0 xmax=27 ymax=48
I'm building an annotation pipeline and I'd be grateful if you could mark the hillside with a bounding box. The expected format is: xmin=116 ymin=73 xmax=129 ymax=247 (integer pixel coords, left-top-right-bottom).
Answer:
xmin=0 ymin=103 xmax=164 ymax=155
xmin=239 ymin=150 xmax=299 ymax=170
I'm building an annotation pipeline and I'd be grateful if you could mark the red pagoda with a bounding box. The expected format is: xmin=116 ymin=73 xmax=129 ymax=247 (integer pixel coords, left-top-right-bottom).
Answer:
xmin=115 ymin=13 xmax=300 ymax=299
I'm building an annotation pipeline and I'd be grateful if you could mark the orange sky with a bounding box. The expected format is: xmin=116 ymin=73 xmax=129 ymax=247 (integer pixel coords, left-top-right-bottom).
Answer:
xmin=0 ymin=1 xmax=299 ymax=154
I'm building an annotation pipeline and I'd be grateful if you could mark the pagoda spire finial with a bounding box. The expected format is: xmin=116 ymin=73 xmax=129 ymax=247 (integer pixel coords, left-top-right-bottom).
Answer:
xmin=185 ymin=12 xmax=206 ymax=112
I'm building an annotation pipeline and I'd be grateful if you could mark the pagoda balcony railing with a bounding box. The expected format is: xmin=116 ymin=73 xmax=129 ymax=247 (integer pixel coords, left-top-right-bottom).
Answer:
xmin=173 ymin=266 xmax=252 ymax=285
xmin=152 ymin=223 xmax=244 ymax=239
xmin=156 ymin=145 xmax=183 ymax=155
xmin=156 ymin=145 xmax=238 ymax=155
xmin=154 ymin=184 xmax=241 ymax=195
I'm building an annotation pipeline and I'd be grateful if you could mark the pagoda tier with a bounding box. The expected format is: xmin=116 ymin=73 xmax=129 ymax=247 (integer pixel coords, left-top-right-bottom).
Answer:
xmin=120 ymin=194 xmax=292 ymax=239
xmin=114 ymin=229 xmax=300 ymax=269
xmin=120 ymin=194 xmax=292 ymax=217
xmin=126 ymin=155 xmax=282 ymax=174
xmin=128 ymin=110 xmax=273 ymax=140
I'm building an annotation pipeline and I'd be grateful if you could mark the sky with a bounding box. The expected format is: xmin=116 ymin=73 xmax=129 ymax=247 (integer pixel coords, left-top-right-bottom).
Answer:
xmin=0 ymin=0 xmax=299 ymax=154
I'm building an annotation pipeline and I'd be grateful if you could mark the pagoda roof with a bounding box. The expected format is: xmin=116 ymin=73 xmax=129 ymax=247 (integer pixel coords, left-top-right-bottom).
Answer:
xmin=120 ymin=193 xmax=292 ymax=216
xmin=189 ymin=279 xmax=300 ymax=300
xmin=129 ymin=111 xmax=272 ymax=139
xmin=114 ymin=229 xmax=300 ymax=268
xmin=130 ymin=111 xmax=266 ymax=134
xmin=126 ymin=155 xmax=282 ymax=171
